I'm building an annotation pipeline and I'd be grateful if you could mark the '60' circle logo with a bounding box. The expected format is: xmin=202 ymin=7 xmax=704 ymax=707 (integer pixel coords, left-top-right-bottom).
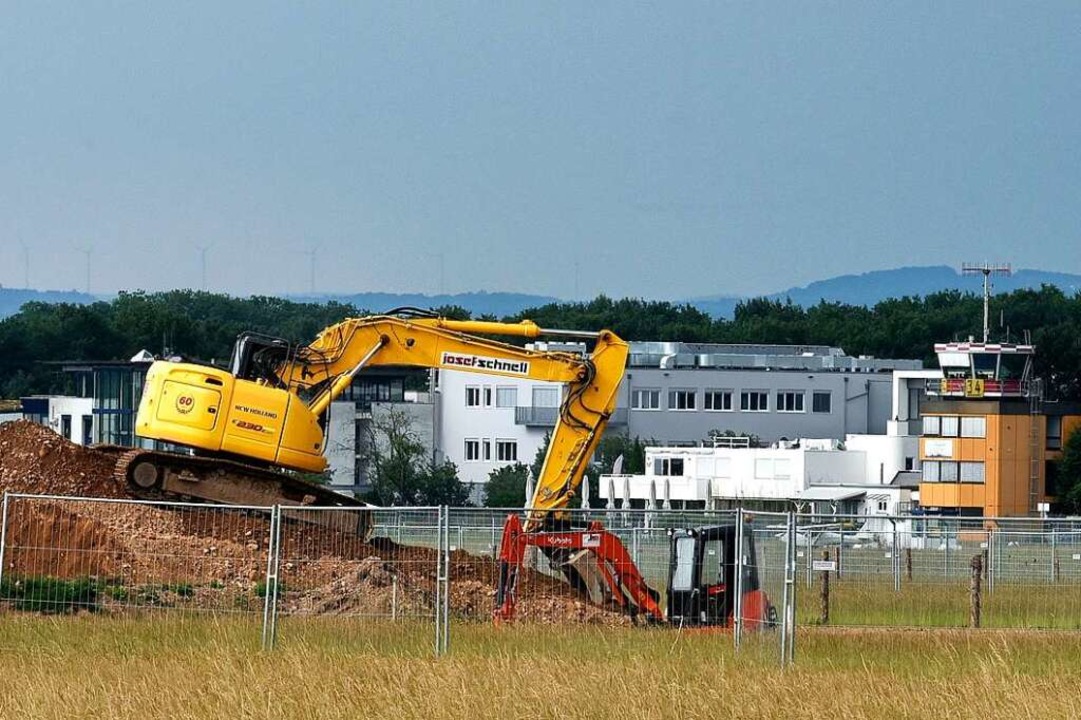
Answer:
xmin=175 ymin=394 xmax=196 ymax=414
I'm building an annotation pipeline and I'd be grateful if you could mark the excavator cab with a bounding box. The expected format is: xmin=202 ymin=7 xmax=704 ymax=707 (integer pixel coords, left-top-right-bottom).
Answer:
xmin=230 ymin=332 xmax=294 ymax=387
xmin=665 ymin=523 xmax=774 ymax=629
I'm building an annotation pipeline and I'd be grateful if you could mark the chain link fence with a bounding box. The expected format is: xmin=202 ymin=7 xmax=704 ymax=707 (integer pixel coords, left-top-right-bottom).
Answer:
xmin=0 ymin=493 xmax=274 ymax=643
xmin=5 ymin=491 xmax=1080 ymax=663
xmin=791 ymin=514 xmax=1081 ymax=630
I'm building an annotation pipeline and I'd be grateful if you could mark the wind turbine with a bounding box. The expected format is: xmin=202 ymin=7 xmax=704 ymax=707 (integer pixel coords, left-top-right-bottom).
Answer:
xmin=196 ymin=245 xmax=212 ymax=291
xmin=18 ymin=240 xmax=30 ymax=289
xmin=302 ymin=245 xmax=319 ymax=295
xmin=75 ymin=245 xmax=92 ymax=294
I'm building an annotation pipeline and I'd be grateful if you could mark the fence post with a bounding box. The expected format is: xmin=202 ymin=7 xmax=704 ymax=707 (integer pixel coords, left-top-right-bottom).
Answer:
xmin=943 ymin=526 xmax=950 ymax=578
xmin=1051 ymin=528 xmax=1059 ymax=584
xmin=443 ymin=506 xmax=451 ymax=655
xmin=434 ymin=506 xmax=444 ymax=657
xmin=970 ymin=553 xmax=983 ymax=628
xmin=892 ymin=524 xmax=900 ymax=592
xmin=836 ymin=529 xmax=843 ymax=579
xmin=0 ymin=492 xmax=10 ymax=591
xmin=781 ymin=511 xmax=797 ymax=667
xmin=905 ymin=547 xmax=913 ymax=583
xmin=261 ymin=505 xmax=282 ymax=651
xmin=733 ymin=510 xmax=745 ymax=650
xmin=819 ymin=549 xmax=830 ymax=626
xmin=805 ymin=528 xmax=813 ymax=587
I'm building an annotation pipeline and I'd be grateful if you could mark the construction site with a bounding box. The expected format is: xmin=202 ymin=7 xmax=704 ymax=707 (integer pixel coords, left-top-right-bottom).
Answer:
xmin=0 ymin=420 xmax=645 ymax=626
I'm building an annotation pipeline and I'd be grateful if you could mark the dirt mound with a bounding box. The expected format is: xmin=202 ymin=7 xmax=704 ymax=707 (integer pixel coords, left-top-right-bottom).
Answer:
xmin=0 ymin=421 xmax=633 ymax=625
xmin=0 ymin=421 xmax=126 ymax=498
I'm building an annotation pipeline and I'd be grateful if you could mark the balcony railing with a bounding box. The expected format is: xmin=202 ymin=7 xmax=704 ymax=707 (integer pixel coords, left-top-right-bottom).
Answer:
xmin=515 ymin=406 xmax=628 ymax=427
xmin=925 ymin=378 xmax=1030 ymax=398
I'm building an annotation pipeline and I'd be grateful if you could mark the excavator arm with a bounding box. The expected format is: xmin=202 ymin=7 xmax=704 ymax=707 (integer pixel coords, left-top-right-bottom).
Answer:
xmin=275 ymin=310 xmax=629 ymax=524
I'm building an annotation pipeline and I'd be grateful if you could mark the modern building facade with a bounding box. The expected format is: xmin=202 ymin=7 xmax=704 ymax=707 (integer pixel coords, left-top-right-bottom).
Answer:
xmin=596 ymin=434 xmax=917 ymax=518
xmin=917 ymin=342 xmax=1081 ymax=518
xmin=19 ymin=395 xmax=95 ymax=445
xmin=618 ymin=342 xmax=921 ymax=445
xmin=434 ymin=340 xmax=922 ymax=501
xmin=23 ymin=354 xmax=155 ymax=447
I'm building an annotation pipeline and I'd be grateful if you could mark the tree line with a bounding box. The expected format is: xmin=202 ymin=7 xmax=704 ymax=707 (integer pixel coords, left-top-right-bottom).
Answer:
xmin=2 ymin=285 xmax=1080 ymax=400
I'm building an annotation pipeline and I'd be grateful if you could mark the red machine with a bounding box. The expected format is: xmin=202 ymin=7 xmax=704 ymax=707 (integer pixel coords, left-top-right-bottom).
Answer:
xmin=493 ymin=513 xmax=775 ymax=629
xmin=494 ymin=514 xmax=663 ymax=623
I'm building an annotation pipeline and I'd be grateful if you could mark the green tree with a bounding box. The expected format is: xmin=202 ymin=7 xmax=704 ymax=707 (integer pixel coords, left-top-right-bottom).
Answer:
xmin=417 ymin=458 xmax=471 ymax=506
xmin=363 ymin=408 xmax=470 ymax=506
xmin=363 ymin=410 xmax=424 ymax=505
xmin=592 ymin=432 xmax=648 ymax=475
xmin=483 ymin=462 xmax=529 ymax=508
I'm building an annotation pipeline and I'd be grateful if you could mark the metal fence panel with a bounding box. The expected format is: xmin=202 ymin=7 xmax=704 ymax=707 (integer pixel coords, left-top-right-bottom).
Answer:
xmin=737 ymin=510 xmax=788 ymax=663
xmin=0 ymin=493 xmax=272 ymax=640
xmin=271 ymin=505 xmax=444 ymax=655
xmin=787 ymin=514 xmax=1081 ymax=630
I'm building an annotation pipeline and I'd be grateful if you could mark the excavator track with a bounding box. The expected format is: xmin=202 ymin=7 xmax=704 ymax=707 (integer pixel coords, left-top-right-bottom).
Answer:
xmin=113 ymin=449 xmax=372 ymax=538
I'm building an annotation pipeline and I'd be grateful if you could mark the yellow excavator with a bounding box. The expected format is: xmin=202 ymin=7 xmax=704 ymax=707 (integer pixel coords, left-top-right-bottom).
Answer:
xmin=117 ymin=308 xmax=629 ymax=533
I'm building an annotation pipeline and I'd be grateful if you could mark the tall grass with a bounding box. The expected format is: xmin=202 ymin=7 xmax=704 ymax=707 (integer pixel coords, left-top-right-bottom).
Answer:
xmin=1 ymin=617 xmax=1081 ymax=719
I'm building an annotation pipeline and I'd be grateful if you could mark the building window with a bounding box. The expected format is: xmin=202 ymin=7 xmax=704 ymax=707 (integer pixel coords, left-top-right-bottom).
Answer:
xmin=960 ymin=417 xmax=986 ymax=439
xmin=532 ymin=386 xmax=560 ymax=408
xmin=940 ymin=416 xmax=959 ymax=437
xmin=940 ymin=461 xmax=959 ymax=482
xmin=466 ymin=387 xmax=481 ymax=407
xmin=877 ymin=499 xmax=889 ymax=513
xmin=465 ymin=439 xmax=480 ymax=461
xmin=905 ymin=456 xmax=915 ymax=471
xmin=1047 ymin=416 xmax=1063 ymax=450
xmin=776 ymin=391 xmax=805 ymax=413
xmin=631 ymin=389 xmax=661 ymax=410
xmin=704 ymin=390 xmax=733 ymax=411
xmin=668 ymin=389 xmax=697 ymax=411
xmin=496 ymin=387 xmax=517 ymax=408
xmin=496 ymin=440 xmax=518 ymax=462
xmin=922 ymin=461 xmax=940 ymax=482
xmin=483 ymin=387 xmax=494 ymax=407
xmin=653 ymin=457 xmax=685 ymax=476
xmin=922 ymin=416 xmax=941 ymax=436
xmin=482 ymin=440 xmax=491 ymax=461
xmin=812 ymin=391 xmax=832 ymax=414
xmin=741 ymin=391 xmax=769 ymax=412
xmin=960 ymin=461 xmax=985 ymax=483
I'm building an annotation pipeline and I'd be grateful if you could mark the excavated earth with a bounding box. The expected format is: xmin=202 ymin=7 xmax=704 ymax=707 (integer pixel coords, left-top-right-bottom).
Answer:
xmin=0 ymin=421 xmax=630 ymax=625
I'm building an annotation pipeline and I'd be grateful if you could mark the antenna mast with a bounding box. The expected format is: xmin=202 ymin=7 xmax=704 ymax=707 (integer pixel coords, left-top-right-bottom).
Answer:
xmin=961 ymin=262 xmax=1011 ymax=343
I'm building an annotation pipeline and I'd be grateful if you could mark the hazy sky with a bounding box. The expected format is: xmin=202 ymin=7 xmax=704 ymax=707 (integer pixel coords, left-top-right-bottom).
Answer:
xmin=1 ymin=3 xmax=1078 ymax=300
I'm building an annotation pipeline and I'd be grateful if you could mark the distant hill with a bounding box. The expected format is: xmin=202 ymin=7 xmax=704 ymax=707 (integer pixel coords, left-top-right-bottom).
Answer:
xmin=285 ymin=291 xmax=561 ymax=318
xmin=0 ymin=288 xmax=96 ymax=318
xmin=4 ymin=267 xmax=1079 ymax=321
xmin=686 ymin=266 xmax=1081 ymax=318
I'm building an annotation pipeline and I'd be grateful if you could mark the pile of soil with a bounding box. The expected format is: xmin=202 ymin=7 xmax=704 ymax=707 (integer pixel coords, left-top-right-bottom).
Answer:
xmin=0 ymin=421 xmax=126 ymax=498
xmin=0 ymin=421 xmax=632 ymax=625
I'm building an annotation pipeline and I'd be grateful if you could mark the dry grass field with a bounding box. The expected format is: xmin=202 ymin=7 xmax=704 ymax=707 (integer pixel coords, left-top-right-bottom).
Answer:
xmin=2 ymin=617 xmax=1081 ymax=719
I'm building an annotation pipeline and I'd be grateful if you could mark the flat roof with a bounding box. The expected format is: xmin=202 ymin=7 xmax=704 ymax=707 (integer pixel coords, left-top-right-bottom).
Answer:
xmin=796 ymin=487 xmax=867 ymax=502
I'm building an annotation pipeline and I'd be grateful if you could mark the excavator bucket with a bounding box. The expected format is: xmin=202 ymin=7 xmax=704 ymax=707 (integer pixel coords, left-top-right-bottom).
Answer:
xmin=493 ymin=514 xmax=664 ymax=624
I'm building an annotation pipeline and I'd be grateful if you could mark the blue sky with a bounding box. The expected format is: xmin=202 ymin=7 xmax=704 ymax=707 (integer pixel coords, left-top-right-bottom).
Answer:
xmin=1 ymin=3 xmax=1078 ymax=299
